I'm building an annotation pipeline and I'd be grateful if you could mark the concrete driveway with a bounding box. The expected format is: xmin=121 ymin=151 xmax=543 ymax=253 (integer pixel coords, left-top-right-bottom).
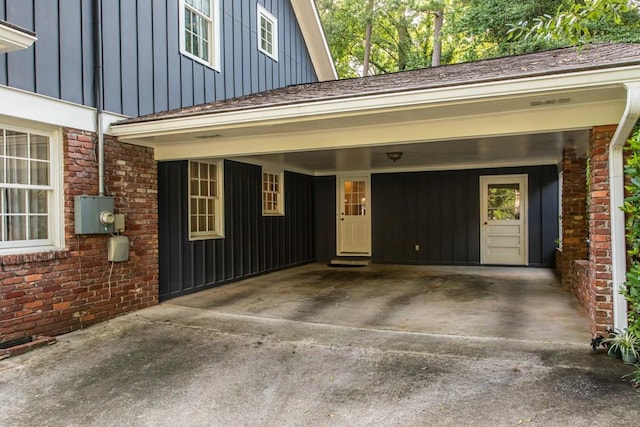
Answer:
xmin=2 ymin=264 xmax=639 ymax=426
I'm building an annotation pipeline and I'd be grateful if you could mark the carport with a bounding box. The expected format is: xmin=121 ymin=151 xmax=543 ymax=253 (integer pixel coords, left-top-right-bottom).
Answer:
xmin=111 ymin=43 xmax=640 ymax=336
xmin=167 ymin=263 xmax=590 ymax=344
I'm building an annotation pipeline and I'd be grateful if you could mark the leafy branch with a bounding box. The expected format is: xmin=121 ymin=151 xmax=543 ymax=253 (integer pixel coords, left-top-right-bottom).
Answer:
xmin=507 ymin=0 xmax=636 ymax=45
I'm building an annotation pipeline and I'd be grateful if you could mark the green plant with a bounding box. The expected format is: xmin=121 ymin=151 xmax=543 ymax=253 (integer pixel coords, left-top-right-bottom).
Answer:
xmin=605 ymin=329 xmax=639 ymax=363
xmin=622 ymin=364 xmax=640 ymax=388
xmin=621 ymin=126 xmax=640 ymax=336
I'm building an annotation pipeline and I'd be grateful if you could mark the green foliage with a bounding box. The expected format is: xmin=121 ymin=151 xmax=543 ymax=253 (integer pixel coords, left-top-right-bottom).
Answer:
xmin=622 ymin=127 xmax=640 ymax=336
xmin=316 ymin=0 xmax=443 ymax=77
xmin=508 ymin=0 xmax=640 ymax=46
xmin=604 ymin=328 xmax=640 ymax=359
xmin=447 ymin=0 xmax=567 ymax=61
xmin=622 ymin=363 xmax=640 ymax=388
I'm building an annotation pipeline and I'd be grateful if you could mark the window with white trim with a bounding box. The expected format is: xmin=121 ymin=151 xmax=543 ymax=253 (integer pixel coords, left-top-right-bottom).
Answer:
xmin=257 ymin=4 xmax=278 ymax=60
xmin=0 ymin=125 xmax=62 ymax=253
xmin=189 ymin=160 xmax=224 ymax=239
xmin=262 ymin=170 xmax=284 ymax=216
xmin=181 ymin=0 xmax=220 ymax=69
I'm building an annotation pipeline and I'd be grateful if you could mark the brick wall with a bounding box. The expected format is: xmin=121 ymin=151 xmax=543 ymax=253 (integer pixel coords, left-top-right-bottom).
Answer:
xmin=589 ymin=125 xmax=617 ymax=336
xmin=572 ymin=260 xmax=594 ymax=326
xmin=1 ymin=129 xmax=158 ymax=343
xmin=560 ymin=146 xmax=588 ymax=291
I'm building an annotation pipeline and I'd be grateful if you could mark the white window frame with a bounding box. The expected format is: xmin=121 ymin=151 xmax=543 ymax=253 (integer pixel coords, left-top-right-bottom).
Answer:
xmin=189 ymin=160 xmax=224 ymax=240
xmin=0 ymin=123 xmax=64 ymax=255
xmin=257 ymin=4 xmax=278 ymax=61
xmin=179 ymin=0 xmax=221 ymax=70
xmin=262 ymin=169 xmax=284 ymax=216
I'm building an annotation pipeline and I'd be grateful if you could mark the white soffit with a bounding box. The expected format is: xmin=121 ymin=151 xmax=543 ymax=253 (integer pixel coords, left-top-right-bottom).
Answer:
xmin=0 ymin=21 xmax=36 ymax=53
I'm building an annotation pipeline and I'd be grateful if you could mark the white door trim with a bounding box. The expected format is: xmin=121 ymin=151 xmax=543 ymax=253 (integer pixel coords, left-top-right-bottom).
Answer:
xmin=480 ymin=174 xmax=528 ymax=266
xmin=336 ymin=174 xmax=372 ymax=256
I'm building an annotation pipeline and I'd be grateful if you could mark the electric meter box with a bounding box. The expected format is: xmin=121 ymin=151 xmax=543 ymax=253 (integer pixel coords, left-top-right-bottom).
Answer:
xmin=74 ymin=195 xmax=115 ymax=234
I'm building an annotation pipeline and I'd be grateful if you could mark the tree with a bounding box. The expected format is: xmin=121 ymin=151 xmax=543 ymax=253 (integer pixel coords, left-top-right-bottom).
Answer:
xmin=508 ymin=0 xmax=640 ymax=46
xmin=444 ymin=0 xmax=567 ymax=62
xmin=315 ymin=0 xmax=640 ymax=78
xmin=316 ymin=0 xmax=442 ymax=77
xmin=362 ymin=0 xmax=375 ymax=76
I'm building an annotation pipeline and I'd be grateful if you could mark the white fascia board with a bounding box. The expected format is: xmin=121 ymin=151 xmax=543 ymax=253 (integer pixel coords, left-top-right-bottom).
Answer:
xmin=0 ymin=22 xmax=37 ymax=53
xmin=0 ymin=84 xmax=127 ymax=133
xmin=152 ymin=99 xmax=621 ymax=161
xmin=290 ymin=0 xmax=337 ymax=81
xmin=111 ymin=66 xmax=640 ymax=140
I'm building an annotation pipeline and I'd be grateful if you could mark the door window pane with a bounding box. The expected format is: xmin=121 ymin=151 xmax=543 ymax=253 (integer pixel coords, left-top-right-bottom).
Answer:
xmin=344 ymin=180 xmax=366 ymax=216
xmin=487 ymin=183 xmax=520 ymax=220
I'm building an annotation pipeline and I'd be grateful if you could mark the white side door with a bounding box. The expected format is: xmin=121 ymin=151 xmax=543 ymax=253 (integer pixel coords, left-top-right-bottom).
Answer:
xmin=337 ymin=176 xmax=371 ymax=256
xmin=480 ymin=175 xmax=528 ymax=265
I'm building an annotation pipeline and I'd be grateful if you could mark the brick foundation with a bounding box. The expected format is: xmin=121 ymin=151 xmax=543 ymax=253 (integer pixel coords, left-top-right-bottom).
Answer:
xmin=1 ymin=129 xmax=158 ymax=342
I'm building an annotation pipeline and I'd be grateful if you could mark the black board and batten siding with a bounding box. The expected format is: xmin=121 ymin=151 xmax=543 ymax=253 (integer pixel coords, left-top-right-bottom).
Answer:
xmin=371 ymin=166 xmax=559 ymax=267
xmin=158 ymin=160 xmax=315 ymax=300
xmin=314 ymin=166 xmax=559 ymax=267
xmin=0 ymin=0 xmax=317 ymax=115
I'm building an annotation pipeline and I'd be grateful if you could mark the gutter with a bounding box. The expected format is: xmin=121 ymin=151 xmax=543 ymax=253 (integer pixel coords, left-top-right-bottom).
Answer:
xmin=609 ymin=82 xmax=640 ymax=331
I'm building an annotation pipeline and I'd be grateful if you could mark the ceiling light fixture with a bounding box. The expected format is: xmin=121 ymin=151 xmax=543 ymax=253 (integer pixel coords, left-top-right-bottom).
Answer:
xmin=386 ymin=151 xmax=403 ymax=162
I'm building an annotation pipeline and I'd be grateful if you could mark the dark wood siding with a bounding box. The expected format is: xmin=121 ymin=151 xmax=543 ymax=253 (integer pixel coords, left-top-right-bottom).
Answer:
xmin=158 ymin=160 xmax=315 ymax=300
xmin=0 ymin=0 xmax=318 ymax=114
xmin=371 ymin=166 xmax=558 ymax=267
xmin=314 ymin=175 xmax=336 ymax=262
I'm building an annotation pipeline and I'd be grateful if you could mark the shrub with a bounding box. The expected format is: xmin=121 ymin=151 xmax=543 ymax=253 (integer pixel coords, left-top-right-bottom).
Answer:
xmin=622 ymin=127 xmax=640 ymax=336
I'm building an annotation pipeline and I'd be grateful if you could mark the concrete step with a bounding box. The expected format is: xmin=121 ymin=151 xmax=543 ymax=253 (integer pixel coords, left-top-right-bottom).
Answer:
xmin=329 ymin=259 xmax=369 ymax=267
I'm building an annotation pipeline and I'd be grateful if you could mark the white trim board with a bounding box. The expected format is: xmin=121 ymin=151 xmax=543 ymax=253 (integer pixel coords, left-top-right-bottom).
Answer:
xmin=0 ymin=21 xmax=37 ymax=53
xmin=0 ymin=84 xmax=127 ymax=133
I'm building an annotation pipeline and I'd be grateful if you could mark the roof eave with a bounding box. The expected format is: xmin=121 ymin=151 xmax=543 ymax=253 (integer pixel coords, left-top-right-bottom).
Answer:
xmin=0 ymin=20 xmax=36 ymax=53
xmin=110 ymin=65 xmax=640 ymax=140
xmin=290 ymin=0 xmax=338 ymax=81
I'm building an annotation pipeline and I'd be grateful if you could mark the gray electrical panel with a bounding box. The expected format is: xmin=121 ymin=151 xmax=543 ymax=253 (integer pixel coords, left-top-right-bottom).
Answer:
xmin=74 ymin=196 xmax=115 ymax=234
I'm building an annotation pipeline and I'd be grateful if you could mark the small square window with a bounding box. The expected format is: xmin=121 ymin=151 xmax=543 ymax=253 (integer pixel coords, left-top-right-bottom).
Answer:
xmin=257 ymin=4 xmax=278 ymax=61
xmin=262 ymin=169 xmax=284 ymax=216
xmin=189 ymin=160 xmax=224 ymax=239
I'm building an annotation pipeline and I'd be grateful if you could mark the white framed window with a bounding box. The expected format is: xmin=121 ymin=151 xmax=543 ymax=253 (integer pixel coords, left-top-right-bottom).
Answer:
xmin=189 ymin=160 xmax=224 ymax=240
xmin=0 ymin=124 xmax=63 ymax=254
xmin=180 ymin=0 xmax=221 ymax=70
xmin=257 ymin=4 xmax=278 ymax=61
xmin=262 ymin=169 xmax=284 ymax=216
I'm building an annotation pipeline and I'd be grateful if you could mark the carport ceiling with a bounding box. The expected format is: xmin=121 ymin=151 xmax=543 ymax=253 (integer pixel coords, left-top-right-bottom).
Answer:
xmin=230 ymin=129 xmax=590 ymax=175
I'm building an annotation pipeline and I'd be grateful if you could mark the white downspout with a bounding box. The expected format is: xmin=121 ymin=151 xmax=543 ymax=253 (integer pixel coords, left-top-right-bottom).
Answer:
xmin=609 ymin=82 xmax=640 ymax=331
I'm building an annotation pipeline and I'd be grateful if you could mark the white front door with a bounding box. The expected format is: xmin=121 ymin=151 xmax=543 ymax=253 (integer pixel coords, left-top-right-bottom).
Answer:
xmin=480 ymin=175 xmax=528 ymax=265
xmin=337 ymin=175 xmax=371 ymax=256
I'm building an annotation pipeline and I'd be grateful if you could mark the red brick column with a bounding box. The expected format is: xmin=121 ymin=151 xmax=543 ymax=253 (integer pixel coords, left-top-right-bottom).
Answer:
xmin=589 ymin=125 xmax=618 ymax=336
xmin=560 ymin=146 xmax=588 ymax=291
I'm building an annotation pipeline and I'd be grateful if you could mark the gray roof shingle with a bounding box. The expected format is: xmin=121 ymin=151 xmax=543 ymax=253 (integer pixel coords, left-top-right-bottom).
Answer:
xmin=118 ymin=43 xmax=640 ymax=125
